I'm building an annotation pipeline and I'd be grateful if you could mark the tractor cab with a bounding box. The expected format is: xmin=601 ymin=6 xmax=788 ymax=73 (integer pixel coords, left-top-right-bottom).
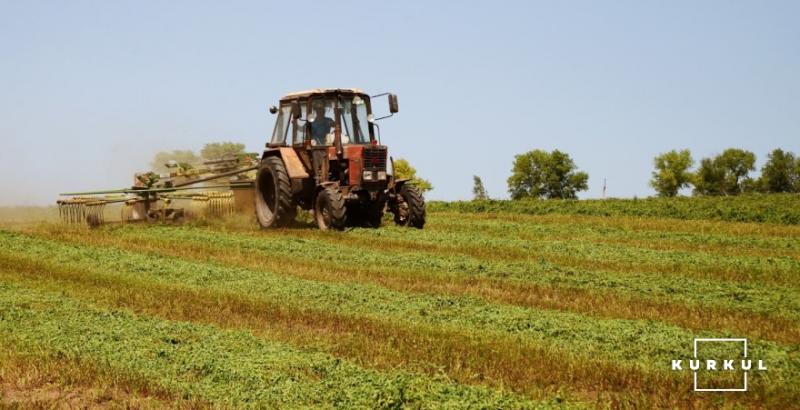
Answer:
xmin=256 ymin=88 xmax=424 ymax=231
xmin=269 ymin=89 xmax=377 ymax=148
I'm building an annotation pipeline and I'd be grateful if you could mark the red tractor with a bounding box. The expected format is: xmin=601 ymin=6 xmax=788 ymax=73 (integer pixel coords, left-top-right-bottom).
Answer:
xmin=254 ymin=88 xmax=425 ymax=230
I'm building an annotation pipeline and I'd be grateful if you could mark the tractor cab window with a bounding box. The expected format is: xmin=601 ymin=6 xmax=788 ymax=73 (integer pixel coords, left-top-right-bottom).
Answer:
xmin=292 ymin=104 xmax=307 ymax=145
xmin=270 ymin=105 xmax=292 ymax=145
xmin=308 ymin=96 xmax=372 ymax=146
xmin=343 ymin=96 xmax=371 ymax=144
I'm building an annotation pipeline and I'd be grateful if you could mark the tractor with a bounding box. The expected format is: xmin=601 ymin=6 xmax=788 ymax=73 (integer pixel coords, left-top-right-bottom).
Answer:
xmin=254 ymin=88 xmax=425 ymax=230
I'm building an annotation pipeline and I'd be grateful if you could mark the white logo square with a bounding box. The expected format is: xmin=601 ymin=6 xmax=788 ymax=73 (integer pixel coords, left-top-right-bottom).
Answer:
xmin=693 ymin=338 xmax=748 ymax=392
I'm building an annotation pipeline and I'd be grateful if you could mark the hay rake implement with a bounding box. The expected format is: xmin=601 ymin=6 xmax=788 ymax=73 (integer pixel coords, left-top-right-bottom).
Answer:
xmin=57 ymin=199 xmax=107 ymax=225
xmin=57 ymin=155 xmax=257 ymax=227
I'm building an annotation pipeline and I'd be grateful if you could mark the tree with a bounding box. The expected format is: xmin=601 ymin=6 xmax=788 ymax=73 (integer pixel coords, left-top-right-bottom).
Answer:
xmin=693 ymin=148 xmax=755 ymax=196
xmin=392 ymin=158 xmax=433 ymax=193
xmin=472 ymin=175 xmax=489 ymax=200
xmin=796 ymin=157 xmax=800 ymax=191
xmin=507 ymin=149 xmax=589 ymax=199
xmin=201 ymin=142 xmax=247 ymax=160
xmin=740 ymin=177 xmax=763 ymax=194
xmin=759 ymin=149 xmax=799 ymax=193
xmin=692 ymin=158 xmax=725 ymax=196
xmin=650 ymin=149 xmax=693 ymax=197
xmin=150 ymin=150 xmax=200 ymax=173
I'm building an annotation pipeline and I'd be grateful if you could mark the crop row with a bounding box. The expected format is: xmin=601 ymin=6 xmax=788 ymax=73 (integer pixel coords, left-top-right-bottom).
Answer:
xmin=1 ymin=242 xmax=795 ymax=408
xmin=5 ymin=220 xmax=800 ymax=407
xmin=337 ymin=223 xmax=800 ymax=287
xmin=176 ymin=212 xmax=800 ymax=288
xmin=35 ymin=224 xmax=799 ymax=324
xmin=0 ymin=349 xmax=201 ymax=407
xmin=2 ymin=231 xmax=797 ymax=389
xmin=429 ymin=213 xmax=800 ymax=256
xmin=3 ymin=255 xmax=600 ymax=406
xmin=28 ymin=224 xmax=800 ymax=346
xmin=429 ymin=194 xmax=800 ymax=225
xmin=0 ymin=281 xmax=543 ymax=408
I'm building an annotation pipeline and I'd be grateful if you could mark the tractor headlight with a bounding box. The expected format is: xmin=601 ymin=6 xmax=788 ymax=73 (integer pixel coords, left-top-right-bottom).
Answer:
xmin=362 ymin=170 xmax=374 ymax=181
xmin=377 ymin=171 xmax=387 ymax=180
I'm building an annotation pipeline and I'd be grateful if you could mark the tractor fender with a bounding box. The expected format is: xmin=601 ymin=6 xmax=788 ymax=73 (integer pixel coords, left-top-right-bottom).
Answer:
xmin=308 ymin=182 xmax=339 ymax=206
xmin=390 ymin=178 xmax=411 ymax=193
xmin=262 ymin=148 xmax=309 ymax=179
xmin=315 ymin=181 xmax=339 ymax=194
xmin=315 ymin=181 xmax=350 ymax=199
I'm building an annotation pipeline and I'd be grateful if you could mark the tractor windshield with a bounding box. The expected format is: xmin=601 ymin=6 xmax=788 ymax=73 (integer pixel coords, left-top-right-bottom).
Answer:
xmin=342 ymin=96 xmax=372 ymax=144
xmin=309 ymin=95 xmax=372 ymax=146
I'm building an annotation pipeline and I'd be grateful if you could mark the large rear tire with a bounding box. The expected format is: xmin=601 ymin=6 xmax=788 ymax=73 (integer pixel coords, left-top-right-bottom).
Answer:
xmin=254 ymin=156 xmax=295 ymax=228
xmin=394 ymin=184 xmax=426 ymax=229
xmin=314 ymin=187 xmax=346 ymax=231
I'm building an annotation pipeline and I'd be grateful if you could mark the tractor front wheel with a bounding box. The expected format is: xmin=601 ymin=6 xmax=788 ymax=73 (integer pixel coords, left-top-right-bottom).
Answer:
xmin=255 ymin=156 xmax=295 ymax=228
xmin=314 ymin=187 xmax=346 ymax=231
xmin=393 ymin=184 xmax=426 ymax=229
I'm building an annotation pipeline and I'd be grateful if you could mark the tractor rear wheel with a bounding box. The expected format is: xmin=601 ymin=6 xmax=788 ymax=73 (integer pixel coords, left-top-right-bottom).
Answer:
xmin=314 ymin=187 xmax=346 ymax=231
xmin=255 ymin=156 xmax=295 ymax=228
xmin=394 ymin=184 xmax=426 ymax=229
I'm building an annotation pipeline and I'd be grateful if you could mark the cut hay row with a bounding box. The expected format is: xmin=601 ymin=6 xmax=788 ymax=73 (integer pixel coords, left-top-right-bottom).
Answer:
xmin=311 ymin=224 xmax=800 ymax=286
xmin=29 ymin=224 xmax=798 ymax=322
xmin=428 ymin=213 xmax=800 ymax=258
xmin=1 ymin=198 xmax=799 ymax=409
xmin=23 ymin=226 xmax=799 ymax=344
xmin=1 ymin=229 xmax=798 ymax=408
xmin=429 ymin=194 xmax=800 ymax=225
xmin=19 ymin=224 xmax=800 ymax=343
xmin=0 ymin=348 xmax=203 ymax=408
xmin=0 ymin=282 xmax=546 ymax=409
xmin=432 ymin=211 xmax=800 ymax=238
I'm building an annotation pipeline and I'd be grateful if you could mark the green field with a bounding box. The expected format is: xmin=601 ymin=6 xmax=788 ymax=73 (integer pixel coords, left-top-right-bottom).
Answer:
xmin=430 ymin=193 xmax=800 ymax=225
xmin=1 ymin=197 xmax=799 ymax=408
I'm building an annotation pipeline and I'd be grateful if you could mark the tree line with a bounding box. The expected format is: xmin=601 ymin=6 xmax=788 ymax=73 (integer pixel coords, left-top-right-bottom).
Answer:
xmin=469 ymin=148 xmax=799 ymax=200
xmin=650 ymin=148 xmax=800 ymax=197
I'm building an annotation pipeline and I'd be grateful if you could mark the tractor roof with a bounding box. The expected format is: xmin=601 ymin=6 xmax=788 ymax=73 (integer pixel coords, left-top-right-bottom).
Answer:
xmin=280 ymin=88 xmax=365 ymax=101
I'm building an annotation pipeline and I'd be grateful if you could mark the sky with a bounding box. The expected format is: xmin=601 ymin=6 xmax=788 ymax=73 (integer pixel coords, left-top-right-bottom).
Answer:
xmin=1 ymin=0 xmax=798 ymax=206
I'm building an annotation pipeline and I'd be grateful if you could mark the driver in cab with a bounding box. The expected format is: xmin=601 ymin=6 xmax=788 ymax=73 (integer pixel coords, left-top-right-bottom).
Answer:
xmin=310 ymin=105 xmax=335 ymax=145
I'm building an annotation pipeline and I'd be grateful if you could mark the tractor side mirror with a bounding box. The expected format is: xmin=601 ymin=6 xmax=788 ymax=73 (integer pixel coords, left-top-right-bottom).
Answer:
xmin=269 ymin=106 xmax=278 ymax=114
xmin=388 ymin=94 xmax=399 ymax=114
xmin=291 ymin=102 xmax=302 ymax=119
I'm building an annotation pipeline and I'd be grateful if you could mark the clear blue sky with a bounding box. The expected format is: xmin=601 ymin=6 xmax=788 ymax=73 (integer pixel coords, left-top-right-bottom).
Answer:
xmin=1 ymin=1 xmax=798 ymax=205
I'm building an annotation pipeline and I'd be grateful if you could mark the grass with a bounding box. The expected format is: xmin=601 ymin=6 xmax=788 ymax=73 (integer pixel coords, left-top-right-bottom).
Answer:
xmin=0 ymin=348 xmax=204 ymax=409
xmin=430 ymin=193 xmax=800 ymax=225
xmin=0 ymin=194 xmax=798 ymax=408
xmin=28 ymin=224 xmax=797 ymax=324
xmin=0 ymin=282 xmax=543 ymax=409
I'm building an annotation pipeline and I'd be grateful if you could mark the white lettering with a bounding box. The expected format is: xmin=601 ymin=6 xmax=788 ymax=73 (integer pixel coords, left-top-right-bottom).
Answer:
xmin=706 ymin=360 xmax=717 ymax=370
xmin=758 ymin=360 xmax=767 ymax=370
xmin=689 ymin=360 xmax=701 ymax=371
xmin=723 ymin=360 xmax=734 ymax=370
xmin=741 ymin=360 xmax=752 ymax=370
xmin=672 ymin=360 xmax=682 ymax=370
